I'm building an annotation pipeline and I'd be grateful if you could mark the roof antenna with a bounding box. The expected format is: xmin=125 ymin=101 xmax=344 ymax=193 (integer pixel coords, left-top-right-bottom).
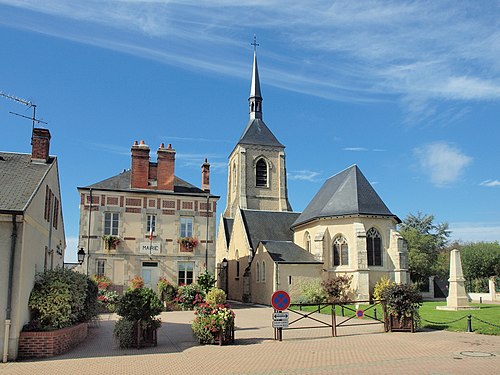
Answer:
xmin=0 ymin=92 xmax=48 ymax=144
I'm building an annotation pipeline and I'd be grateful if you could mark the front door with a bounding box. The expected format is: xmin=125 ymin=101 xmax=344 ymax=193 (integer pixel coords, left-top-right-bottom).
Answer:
xmin=142 ymin=261 xmax=159 ymax=289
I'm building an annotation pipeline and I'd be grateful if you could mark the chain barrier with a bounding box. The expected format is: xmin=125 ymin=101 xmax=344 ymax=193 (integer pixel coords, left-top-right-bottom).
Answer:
xmin=472 ymin=316 xmax=500 ymax=329
xmin=421 ymin=316 xmax=467 ymax=325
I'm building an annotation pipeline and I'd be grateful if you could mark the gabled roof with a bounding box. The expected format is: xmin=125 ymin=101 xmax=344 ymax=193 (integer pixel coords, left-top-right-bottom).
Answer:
xmin=0 ymin=152 xmax=54 ymax=212
xmin=292 ymin=165 xmax=399 ymax=228
xmin=222 ymin=217 xmax=234 ymax=248
xmin=240 ymin=209 xmax=300 ymax=250
xmin=78 ymin=169 xmax=217 ymax=197
xmin=262 ymin=241 xmax=323 ymax=264
xmin=237 ymin=118 xmax=284 ymax=148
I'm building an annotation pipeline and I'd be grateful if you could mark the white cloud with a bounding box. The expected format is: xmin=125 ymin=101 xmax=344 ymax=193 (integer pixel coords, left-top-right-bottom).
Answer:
xmin=449 ymin=222 xmax=500 ymax=243
xmin=480 ymin=179 xmax=500 ymax=187
xmin=414 ymin=142 xmax=472 ymax=187
xmin=1 ymin=0 xmax=499 ymax=121
xmin=288 ymin=170 xmax=321 ymax=182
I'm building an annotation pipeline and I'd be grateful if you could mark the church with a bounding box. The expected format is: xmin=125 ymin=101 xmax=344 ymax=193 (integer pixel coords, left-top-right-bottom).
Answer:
xmin=215 ymin=47 xmax=409 ymax=305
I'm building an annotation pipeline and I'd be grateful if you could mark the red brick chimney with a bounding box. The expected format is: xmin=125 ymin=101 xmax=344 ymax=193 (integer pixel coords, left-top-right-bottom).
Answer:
xmin=131 ymin=140 xmax=150 ymax=189
xmin=201 ymin=158 xmax=210 ymax=192
xmin=31 ymin=128 xmax=51 ymax=162
xmin=157 ymin=143 xmax=175 ymax=191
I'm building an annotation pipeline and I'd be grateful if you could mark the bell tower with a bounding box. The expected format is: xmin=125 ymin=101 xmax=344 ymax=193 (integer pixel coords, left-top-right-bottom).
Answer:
xmin=223 ymin=38 xmax=292 ymax=218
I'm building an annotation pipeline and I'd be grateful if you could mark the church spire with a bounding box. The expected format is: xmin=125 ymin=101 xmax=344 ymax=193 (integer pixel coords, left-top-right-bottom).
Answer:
xmin=249 ymin=35 xmax=262 ymax=120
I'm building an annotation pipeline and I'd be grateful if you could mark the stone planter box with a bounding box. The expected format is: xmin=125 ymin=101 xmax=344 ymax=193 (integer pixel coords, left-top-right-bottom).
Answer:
xmin=18 ymin=322 xmax=88 ymax=358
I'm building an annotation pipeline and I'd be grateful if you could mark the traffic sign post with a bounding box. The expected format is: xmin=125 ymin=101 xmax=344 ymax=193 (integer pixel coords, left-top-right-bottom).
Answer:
xmin=271 ymin=291 xmax=290 ymax=341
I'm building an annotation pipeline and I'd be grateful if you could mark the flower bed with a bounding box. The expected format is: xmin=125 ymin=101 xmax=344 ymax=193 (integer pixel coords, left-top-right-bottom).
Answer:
xmin=18 ymin=322 xmax=88 ymax=358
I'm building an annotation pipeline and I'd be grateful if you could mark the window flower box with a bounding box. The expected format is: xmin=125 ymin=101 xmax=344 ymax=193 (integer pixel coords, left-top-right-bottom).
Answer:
xmin=102 ymin=235 xmax=120 ymax=250
xmin=177 ymin=236 xmax=198 ymax=252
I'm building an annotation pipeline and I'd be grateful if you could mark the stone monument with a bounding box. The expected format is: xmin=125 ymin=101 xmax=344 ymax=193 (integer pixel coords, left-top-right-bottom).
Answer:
xmin=437 ymin=249 xmax=478 ymax=310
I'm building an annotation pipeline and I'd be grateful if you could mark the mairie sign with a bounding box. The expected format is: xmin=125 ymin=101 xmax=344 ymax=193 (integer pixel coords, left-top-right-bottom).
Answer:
xmin=140 ymin=242 xmax=161 ymax=254
xmin=271 ymin=290 xmax=290 ymax=311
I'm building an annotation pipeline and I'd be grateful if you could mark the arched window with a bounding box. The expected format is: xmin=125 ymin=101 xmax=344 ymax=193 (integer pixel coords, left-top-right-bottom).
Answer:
xmin=256 ymin=262 xmax=260 ymax=282
xmin=262 ymin=261 xmax=266 ymax=282
xmin=367 ymin=228 xmax=382 ymax=266
xmin=256 ymin=158 xmax=268 ymax=187
xmin=332 ymin=236 xmax=349 ymax=266
xmin=304 ymin=232 xmax=311 ymax=252
xmin=232 ymin=163 xmax=237 ymax=193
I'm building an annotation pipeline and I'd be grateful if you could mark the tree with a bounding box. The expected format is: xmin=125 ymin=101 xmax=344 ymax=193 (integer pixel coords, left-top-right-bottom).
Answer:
xmin=399 ymin=212 xmax=451 ymax=284
xmin=459 ymin=242 xmax=500 ymax=281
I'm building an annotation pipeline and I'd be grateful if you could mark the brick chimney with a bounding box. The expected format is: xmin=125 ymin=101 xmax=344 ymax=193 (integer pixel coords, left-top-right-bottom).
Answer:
xmin=31 ymin=128 xmax=51 ymax=162
xmin=131 ymin=140 xmax=150 ymax=189
xmin=201 ymin=158 xmax=210 ymax=192
xmin=157 ymin=143 xmax=175 ymax=191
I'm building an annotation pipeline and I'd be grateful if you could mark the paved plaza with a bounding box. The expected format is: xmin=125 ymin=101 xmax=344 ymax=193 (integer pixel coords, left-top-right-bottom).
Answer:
xmin=1 ymin=302 xmax=499 ymax=374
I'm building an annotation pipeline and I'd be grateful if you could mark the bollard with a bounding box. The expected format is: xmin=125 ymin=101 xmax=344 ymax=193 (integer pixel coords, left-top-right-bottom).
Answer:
xmin=467 ymin=315 xmax=472 ymax=332
xmin=480 ymin=297 xmax=482 ymax=304
xmin=341 ymin=306 xmax=345 ymax=317
xmin=374 ymin=308 xmax=377 ymax=320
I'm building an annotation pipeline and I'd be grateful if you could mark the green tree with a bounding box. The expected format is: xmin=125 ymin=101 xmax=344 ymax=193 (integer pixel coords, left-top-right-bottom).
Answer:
xmin=399 ymin=212 xmax=450 ymax=283
xmin=459 ymin=241 xmax=500 ymax=280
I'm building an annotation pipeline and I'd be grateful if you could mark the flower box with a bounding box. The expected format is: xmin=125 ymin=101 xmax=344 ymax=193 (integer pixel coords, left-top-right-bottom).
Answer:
xmin=133 ymin=321 xmax=157 ymax=348
xmin=388 ymin=314 xmax=414 ymax=333
xmin=213 ymin=322 xmax=235 ymax=346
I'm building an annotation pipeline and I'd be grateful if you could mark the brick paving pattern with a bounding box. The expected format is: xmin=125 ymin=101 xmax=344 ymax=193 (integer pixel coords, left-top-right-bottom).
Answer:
xmin=1 ymin=302 xmax=499 ymax=374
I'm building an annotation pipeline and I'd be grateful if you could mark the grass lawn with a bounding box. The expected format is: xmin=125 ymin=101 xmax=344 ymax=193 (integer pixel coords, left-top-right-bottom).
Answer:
xmin=290 ymin=302 xmax=500 ymax=335
xmin=419 ymin=302 xmax=500 ymax=335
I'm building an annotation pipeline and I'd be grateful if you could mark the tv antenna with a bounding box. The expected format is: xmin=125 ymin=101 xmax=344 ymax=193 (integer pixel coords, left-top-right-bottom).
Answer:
xmin=0 ymin=91 xmax=48 ymax=139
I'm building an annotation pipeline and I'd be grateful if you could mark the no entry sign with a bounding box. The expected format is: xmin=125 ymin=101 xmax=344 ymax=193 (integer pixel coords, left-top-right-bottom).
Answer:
xmin=271 ymin=290 xmax=290 ymax=311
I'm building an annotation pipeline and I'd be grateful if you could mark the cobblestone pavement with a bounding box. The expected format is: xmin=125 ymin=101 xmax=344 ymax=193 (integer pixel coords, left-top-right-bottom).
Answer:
xmin=1 ymin=302 xmax=499 ymax=374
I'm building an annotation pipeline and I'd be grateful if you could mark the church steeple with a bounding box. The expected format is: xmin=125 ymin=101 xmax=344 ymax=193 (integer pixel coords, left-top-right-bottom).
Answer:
xmin=249 ymin=36 xmax=262 ymax=120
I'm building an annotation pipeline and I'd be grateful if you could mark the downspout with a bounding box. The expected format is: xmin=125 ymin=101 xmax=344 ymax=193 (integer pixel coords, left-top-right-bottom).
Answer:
xmin=3 ymin=214 xmax=17 ymax=363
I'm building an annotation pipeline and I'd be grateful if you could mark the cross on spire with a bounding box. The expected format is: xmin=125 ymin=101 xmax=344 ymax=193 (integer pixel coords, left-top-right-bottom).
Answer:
xmin=251 ymin=34 xmax=259 ymax=52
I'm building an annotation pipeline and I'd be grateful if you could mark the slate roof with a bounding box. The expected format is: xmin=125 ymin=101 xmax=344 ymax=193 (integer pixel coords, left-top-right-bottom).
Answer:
xmin=0 ymin=152 xmax=53 ymax=212
xmin=292 ymin=165 xmax=400 ymax=228
xmin=237 ymin=118 xmax=284 ymax=148
xmin=240 ymin=209 xmax=300 ymax=250
xmin=78 ymin=169 xmax=217 ymax=197
xmin=262 ymin=240 xmax=323 ymax=264
xmin=222 ymin=217 xmax=234 ymax=247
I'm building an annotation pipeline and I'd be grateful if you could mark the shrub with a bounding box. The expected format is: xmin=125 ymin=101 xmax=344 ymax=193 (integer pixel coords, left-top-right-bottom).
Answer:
xmin=157 ymin=277 xmax=177 ymax=302
xmin=289 ymin=278 xmax=326 ymax=304
xmin=373 ymin=276 xmax=395 ymax=301
xmin=113 ymin=318 xmax=135 ymax=348
xmin=321 ymin=275 xmax=353 ymax=303
xmin=116 ymin=287 xmax=163 ymax=321
xmin=205 ymin=288 xmax=227 ymax=306
xmin=175 ymin=284 xmax=204 ymax=309
xmin=197 ymin=271 xmax=216 ymax=294
xmin=28 ymin=267 xmax=98 ymax=330
xmin=381 ymin=283 xmax=423 ymax=327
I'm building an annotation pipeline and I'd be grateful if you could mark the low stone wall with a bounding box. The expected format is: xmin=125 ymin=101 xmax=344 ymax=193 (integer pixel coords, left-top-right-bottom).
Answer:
xmin=18 ymin=322 xmax=88 ymax=359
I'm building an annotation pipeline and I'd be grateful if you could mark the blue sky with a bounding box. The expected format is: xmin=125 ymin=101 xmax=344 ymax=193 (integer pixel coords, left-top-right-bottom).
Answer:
xmin=1 ymin=1 xmax=499 ymax=263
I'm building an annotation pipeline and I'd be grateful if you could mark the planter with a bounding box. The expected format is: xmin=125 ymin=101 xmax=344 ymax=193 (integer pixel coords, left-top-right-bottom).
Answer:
xmin=18 ymin=322 xmax=88 ymax=358
xmin=388 ymin=314 xmax=414 ymax=333
xmin=133 ymin=321 xmax=157 ymax=348
xmin=213 ymin=323 xmax=235 ymax=346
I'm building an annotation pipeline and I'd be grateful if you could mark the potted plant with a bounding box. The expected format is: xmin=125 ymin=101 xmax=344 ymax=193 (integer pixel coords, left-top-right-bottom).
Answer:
xmin=177 ymin=236 xmax=198 ymax=251
xmin=102 ymin=235 xmax=120 ymax=250
xmin=381 ymin=283 xmax=423 ymax=332
xmin=130 ymin=276 xmax=145 ymax=289
xmin=192 ymin=288 xmax=235 ymax=345
xmin=114 ymin=287 xmax=163 ymax=348
xmin=157 ymin=277 xmax=178 ymax=310
xmin=174 ymin=284 xmax=204 ymax=310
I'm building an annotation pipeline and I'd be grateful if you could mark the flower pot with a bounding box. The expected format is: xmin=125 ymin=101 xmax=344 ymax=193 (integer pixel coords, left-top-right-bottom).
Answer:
xmin=388 ymin=314 xmax=414 ymax=332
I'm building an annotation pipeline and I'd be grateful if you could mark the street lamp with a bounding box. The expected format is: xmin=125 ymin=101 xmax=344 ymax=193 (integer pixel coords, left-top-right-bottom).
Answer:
xmin=77 ymin=248 xmax=85 ymax=264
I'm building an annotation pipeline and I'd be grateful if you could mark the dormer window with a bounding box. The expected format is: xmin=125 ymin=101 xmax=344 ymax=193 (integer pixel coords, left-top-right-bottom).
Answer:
xmin=256 ymin=158 xmax=268 ymax=187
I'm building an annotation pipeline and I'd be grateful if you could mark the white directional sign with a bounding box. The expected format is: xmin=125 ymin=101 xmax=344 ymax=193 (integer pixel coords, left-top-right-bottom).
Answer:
xmin=272 ymin=311 xmax=289 ymax=328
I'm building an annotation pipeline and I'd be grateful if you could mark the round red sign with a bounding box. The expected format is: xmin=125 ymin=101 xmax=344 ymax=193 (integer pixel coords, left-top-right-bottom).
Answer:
xmin=271 ymin=290 xmax=291 ymax=311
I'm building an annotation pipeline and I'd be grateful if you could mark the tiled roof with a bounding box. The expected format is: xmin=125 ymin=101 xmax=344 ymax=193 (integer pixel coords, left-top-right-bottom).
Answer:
xmin=262 ymin=240 xmax=323 ymax=264
xmin=78 ymin=169 xmax=216 ymax=196
xmin=237 ymin=118 xmax=284 ymax=148
xmin=0 ymin=152 xmax=53 ymax=212
xmin=240 ymin=209 xmax=300 ymax=250
xmin=293 ymin=165 xmax=399 ymax=228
